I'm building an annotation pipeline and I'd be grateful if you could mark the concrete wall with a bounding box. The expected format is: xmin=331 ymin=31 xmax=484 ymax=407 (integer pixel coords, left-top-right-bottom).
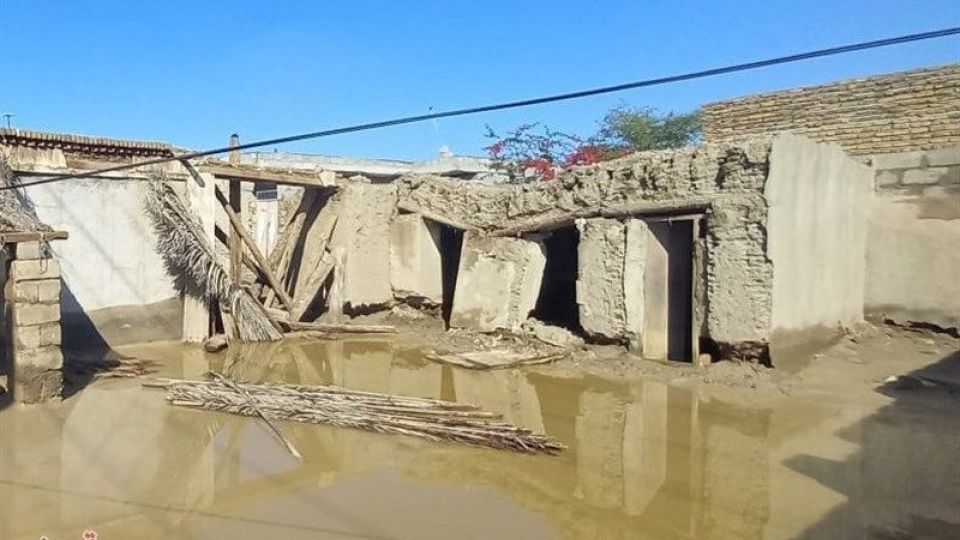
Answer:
xmin=765 ymin=134 xmax=873 ymax=341
xmin=864 ymin=145 xmax=960 ymax=330
xmin=22 ymin=179 xmax=182 ymax=346
xmin=703 ymin=64 xmax=960 ymax=156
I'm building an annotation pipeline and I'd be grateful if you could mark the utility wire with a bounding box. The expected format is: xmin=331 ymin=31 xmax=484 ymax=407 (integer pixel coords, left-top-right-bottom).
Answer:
xmin=4 ymin=26 xmax=959 ymax=191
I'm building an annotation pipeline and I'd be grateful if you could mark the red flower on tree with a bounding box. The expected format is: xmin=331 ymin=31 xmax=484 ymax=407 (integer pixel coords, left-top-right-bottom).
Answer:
xmin=563 ymin=144 xmax=604 ymax=167
xmin=523 ymin=158 xmax=557 ymax=181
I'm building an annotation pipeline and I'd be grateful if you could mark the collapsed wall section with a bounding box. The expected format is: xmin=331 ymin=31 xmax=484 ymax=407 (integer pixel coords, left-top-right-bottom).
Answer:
xmin=389 ymin=214 xmax=443 ymax=305
xmin=448 ymin=233 xmax=545 ymax=332
xmin=399 ymin=139 xmax=775 ymax=361
xmin=575 ymin=218 xmax=638 ymax=341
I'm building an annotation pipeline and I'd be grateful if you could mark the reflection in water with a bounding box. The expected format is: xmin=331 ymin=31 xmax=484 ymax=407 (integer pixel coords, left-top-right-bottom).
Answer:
xmin=1 ymin=338 xmax=957 ymax=539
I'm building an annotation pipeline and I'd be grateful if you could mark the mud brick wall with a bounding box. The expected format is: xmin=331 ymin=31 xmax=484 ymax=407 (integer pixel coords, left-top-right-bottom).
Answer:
xmin=2 ymin=241 xmax=63 ymax=402
xmin=398 ymin=138 xmax=776 ymax=362
xmin=702 ymin=64 xmax=960 ymax=156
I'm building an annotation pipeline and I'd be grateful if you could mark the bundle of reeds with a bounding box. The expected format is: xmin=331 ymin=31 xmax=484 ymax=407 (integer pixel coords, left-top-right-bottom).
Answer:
xmin=144 ymin=179 xmax=281 ymax=341
xmin=147 ymin=376 xmax=564 ymax=454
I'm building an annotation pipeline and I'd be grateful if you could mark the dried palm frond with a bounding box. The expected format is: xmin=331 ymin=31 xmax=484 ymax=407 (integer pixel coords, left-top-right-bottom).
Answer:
xmin=0 ymin=156 xmax=52 ymax=232
xmin=147 ymin=375 xmax=565 ymax=454
xmin=144 ymin=179 xmax=281 ymax=341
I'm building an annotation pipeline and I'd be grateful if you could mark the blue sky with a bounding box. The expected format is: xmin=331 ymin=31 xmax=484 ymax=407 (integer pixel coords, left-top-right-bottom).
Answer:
xmin=1 ymin=1 xmax=958 ymax=160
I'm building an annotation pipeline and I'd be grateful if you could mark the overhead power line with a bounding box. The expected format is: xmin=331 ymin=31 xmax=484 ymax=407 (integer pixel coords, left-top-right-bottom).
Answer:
xmin=4 ymin=26 xmax=959 ymax=191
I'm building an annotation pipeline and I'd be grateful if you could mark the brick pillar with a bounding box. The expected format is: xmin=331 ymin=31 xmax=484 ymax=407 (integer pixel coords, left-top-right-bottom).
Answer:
xmin=3 ymin=241 xmax=63 ymax=403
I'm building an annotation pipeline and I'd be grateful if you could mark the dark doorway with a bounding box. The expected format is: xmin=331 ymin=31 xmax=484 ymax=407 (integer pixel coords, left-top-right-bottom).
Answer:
xmin=435 ymin=223 xmax=464 ymax=326
xmin=532 ymin=226 xmax=582 ymax=332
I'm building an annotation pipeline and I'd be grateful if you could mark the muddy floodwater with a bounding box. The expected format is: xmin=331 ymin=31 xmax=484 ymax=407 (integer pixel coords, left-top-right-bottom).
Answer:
xmin=2 ymin=336 xmax=958 ymax=539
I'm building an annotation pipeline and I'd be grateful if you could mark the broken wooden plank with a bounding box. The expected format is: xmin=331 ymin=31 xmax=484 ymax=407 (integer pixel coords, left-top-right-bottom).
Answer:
xmin=284 ymin=321 xmax=396 ymax=334
xmin=287 ymin=194 xmax=342 ymax=321
xmin=290 ymin=252 xmax=335 ymax=321
xmin=426 ymin=350 xmax=567 ymax=370
xmin=202 ymin=163 xmax=328 ymax=187
xmin=265 ymin=189 xmax=307 ymax=307
xmin=213 ymin=185 xmax=295 ymax=313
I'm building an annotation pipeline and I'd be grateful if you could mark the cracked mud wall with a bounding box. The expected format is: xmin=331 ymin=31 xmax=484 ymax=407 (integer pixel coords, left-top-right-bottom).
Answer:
xmin=576 ymin=218 xmax=627 ymax=338
xmin=448 ymin=233 xmax=546 ymax=332
xmin=334 ymin=181 xmax=398 ymax=309
xmin=399 ymin=139 xmax=775 ymax=360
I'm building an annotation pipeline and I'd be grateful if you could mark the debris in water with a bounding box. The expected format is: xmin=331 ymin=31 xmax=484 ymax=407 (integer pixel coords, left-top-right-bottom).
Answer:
xmin=144 ymin=375 xmax=564 ymax=454
xmin=427 ymin=349 xmax=568 ymax=370
xmin=203 ymin=335 xmax=229 ymax=353
xmin=143 ymin=179 xmax=282 ymax=342
xmin=68 ymin=355 xmax=160 ymax=380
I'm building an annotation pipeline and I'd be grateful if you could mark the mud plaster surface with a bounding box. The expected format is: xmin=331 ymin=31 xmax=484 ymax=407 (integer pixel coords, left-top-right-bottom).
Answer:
xmin=398 ymin=138 xmax=775 ymax=359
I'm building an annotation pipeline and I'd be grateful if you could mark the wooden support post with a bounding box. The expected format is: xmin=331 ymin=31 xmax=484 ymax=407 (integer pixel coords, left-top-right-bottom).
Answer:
xmin=228 ymin=134 xmax=243 ymax=284
xmin=182 ymin=167 xmax=216 ymax=343
xmin=214 ymin=185 xmax=295 ymax=313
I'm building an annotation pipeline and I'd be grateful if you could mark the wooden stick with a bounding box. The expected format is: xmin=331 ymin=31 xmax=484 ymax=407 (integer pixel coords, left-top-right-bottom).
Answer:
xmin=228 ymin=135 xmax=243 ymax=285
xmin=214 ymin=185 xmax=295 ymax=313
xmin=284 ymin=321 xmax=396 ymax=334
xmin=210 ymin=372 xmax=302 ymax=460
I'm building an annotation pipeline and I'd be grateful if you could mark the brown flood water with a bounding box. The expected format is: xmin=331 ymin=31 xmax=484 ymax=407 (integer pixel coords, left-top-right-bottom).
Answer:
xmin=1 ymin=337 xmax=957 ymax=539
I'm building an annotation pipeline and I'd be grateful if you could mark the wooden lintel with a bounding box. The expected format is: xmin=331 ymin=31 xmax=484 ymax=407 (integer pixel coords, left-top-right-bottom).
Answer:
xmin=202 ymin=164 xmax=327 ymax=187
xmin=0 ymin=230 xmax=69 ymax=244
xmin=489 ymin=199 xmax=712 ymax=237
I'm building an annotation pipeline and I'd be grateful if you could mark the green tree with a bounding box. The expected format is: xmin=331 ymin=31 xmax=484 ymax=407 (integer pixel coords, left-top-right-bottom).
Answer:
xmin=484 ymin=106 xmax=702 ymax=182
xmin=598 ymin=106 xmax=702 ymax=151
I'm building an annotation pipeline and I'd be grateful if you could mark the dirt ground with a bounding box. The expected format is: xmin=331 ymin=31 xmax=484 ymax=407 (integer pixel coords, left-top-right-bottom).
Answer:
xmin=359 ymin=307 xmax=959 ymax=404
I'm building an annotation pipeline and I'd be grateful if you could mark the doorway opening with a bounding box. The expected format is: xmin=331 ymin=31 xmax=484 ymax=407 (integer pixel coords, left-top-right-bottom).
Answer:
xmin=435 ymin=223 xmax=464 ymax=327
xmin=532 ymin=226 xmax=582 ymax=332
xmin=642 ymin=218 xmax=699 ymax=362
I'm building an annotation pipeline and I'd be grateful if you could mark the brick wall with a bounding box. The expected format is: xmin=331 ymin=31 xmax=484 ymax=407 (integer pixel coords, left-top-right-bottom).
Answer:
xmin=2 ymin=241 xmax=63 ymax=402
xmin=702 ymin=64 xmax=960 ymax=156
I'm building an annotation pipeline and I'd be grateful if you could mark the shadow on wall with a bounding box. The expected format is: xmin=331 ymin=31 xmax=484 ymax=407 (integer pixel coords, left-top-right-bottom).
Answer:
xmin=786 ymin=349 xmax=960 ymax=539
xmin=60 ymin=282 xmax=116 ymax=398
xmin=59 ymin=283 xmax=181 ymax=398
